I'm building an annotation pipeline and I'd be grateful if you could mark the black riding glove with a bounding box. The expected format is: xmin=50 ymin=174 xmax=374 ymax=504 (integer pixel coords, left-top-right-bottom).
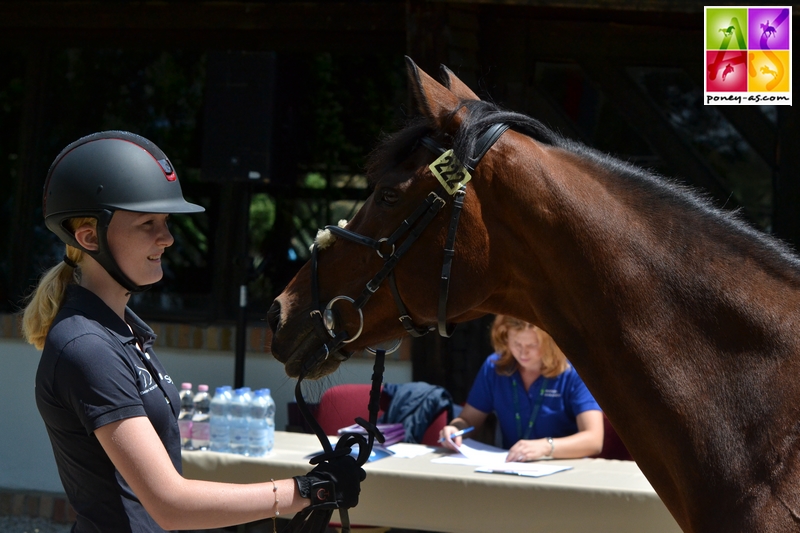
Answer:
xmin=294 ymin=454 xmax=367 ymax=510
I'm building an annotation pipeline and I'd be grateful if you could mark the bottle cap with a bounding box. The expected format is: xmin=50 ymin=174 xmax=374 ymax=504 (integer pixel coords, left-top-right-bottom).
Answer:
xmin=198 ymin=384 xmax=209 ymax=392
xmin=181 ymin=382 xmax=192 ymax=389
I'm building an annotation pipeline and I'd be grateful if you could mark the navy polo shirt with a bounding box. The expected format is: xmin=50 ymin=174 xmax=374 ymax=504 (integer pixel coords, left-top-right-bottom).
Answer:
xmin=467 ymin=354 xmax=601 ymax=449
xmin=36 ymin=285 xmax=182 ymax=532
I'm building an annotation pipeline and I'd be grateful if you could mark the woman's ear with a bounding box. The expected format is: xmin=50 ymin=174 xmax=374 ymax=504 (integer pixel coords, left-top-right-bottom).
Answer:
xmin=73 ymin=224 xmax=99 ymax=252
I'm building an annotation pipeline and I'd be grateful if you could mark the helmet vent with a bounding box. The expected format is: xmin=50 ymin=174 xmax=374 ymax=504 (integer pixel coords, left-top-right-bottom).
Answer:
xmin=157 ymin=159 xmax=176 ymax=181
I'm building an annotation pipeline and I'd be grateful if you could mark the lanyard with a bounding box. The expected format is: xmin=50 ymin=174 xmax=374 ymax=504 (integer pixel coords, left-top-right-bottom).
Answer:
xmin=512 ymin=376 xmax=549 ymax=441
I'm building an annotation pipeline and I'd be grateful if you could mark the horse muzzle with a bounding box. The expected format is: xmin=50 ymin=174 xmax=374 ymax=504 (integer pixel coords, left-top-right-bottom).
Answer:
xmin=267 ymin=299 xmax=352 ymax=379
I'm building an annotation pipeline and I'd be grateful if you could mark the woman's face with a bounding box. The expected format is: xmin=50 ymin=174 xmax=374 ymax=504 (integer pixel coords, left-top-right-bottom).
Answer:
xmin=107 ymin=210 xmax=174 ymax=286
xmin=507 ymin=327 xmax=542 ymax=372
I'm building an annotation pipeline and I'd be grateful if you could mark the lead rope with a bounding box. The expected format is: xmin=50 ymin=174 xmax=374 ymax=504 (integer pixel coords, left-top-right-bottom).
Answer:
xmin=280 ymin=345 xmax=387 ymax=533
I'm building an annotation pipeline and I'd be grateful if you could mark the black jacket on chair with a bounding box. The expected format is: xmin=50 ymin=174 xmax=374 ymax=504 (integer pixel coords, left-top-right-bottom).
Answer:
xmin=380 ymin=382 xmax=454 ymax=444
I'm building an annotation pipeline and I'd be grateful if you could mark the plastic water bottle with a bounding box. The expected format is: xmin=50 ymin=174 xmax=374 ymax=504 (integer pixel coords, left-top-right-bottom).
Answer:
xmin=209 ymin=386 xmax=231 ymax=453
xmin=178 ymin=382 xmax=194 ymax=449
xmin=190 ymin=384 xmax=211 ymax=450
xmin=229 ymin=388 xmax=251 ymax=455
xmin=248 ymin=389 xmax=275 ymax=457
xmin=264 ymin=389 xmax=275 ymax=454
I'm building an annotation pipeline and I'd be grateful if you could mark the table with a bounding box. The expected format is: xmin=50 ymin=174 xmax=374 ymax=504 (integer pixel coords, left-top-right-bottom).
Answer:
xmin=182 ymin=431 xmax=680 ymax=533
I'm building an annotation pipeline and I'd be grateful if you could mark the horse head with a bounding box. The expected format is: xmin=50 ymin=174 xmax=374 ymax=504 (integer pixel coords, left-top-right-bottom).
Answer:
xmin=268 ymin=58 xmax=507 ymax=379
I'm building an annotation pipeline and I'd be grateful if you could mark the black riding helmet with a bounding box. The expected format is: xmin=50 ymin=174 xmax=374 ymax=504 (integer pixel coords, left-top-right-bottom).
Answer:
xmin=43 ymin=130 xmax=204 ymax=292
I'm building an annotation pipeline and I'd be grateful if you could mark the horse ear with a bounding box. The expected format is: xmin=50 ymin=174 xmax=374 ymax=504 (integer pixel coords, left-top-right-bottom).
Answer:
xmin=439 ymin=64 xmax=480 ymax=101
xmin=405 ymin=56 xmax=461 ymax=126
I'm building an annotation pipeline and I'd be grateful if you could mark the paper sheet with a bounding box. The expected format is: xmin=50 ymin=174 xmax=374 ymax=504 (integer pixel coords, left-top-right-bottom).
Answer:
xmin=432 ymin=438 xmax=573 ymax=477
xmin=475 ymin=463 xmax=573 ymax=477
xmin=431 ymin=438 xmax=511 ymax=465
xmin=386 ymin=443 xmax=436 ymax=458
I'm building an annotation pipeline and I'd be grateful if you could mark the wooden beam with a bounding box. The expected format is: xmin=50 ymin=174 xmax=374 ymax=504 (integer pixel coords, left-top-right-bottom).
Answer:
xmin=0 ymin=2 xmax=406 ymax=51
xmin=773 ymin=107 xmax=800 ymax=247
xmin=423 ymin=0 xmax=726 ymax=13
xmin=9 ymin=49 xmax=53 ymax=306
xmin=524 ymin=19 xmax=701 ymax=66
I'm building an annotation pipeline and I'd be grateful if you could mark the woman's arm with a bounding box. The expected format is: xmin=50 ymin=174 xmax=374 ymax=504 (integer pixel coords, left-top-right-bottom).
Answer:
xmin=438 ymin=403 xmax=489 ymax=451
xmin=95 ymin=416 xmax=309 ymax=531
xmin=505 ymin=409 xmax=604 ymax=462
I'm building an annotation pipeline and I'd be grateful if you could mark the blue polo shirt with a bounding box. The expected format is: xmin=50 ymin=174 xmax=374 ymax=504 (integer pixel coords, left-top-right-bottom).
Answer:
xmin=467 ymin=354 xmax=601 ymax=449
xmin=36 ymin=284 xmax=182 ymax=532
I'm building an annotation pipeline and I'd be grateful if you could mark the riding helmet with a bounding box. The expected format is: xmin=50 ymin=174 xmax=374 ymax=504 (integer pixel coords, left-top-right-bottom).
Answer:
xmin=43 ymin=130 xmax=204 ymax=292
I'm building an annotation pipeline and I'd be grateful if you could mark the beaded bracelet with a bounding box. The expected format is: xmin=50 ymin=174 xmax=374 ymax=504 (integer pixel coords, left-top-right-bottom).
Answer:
xmin=271 ymin=478 xmax=280 ymax=516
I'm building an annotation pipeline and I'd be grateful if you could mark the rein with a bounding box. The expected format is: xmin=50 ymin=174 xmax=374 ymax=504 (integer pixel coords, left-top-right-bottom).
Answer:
xmin=285 ymin=122 xmax=509 ymax=533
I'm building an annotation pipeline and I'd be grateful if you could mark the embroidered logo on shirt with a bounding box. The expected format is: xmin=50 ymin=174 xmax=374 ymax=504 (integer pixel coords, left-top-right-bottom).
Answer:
xmin=135 ymin=365 xmax=158 ymax=394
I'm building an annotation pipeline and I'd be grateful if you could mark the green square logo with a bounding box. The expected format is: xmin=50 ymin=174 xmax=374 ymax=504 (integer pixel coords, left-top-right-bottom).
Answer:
xmin=706 ymin=8 xmax=748 ymax=50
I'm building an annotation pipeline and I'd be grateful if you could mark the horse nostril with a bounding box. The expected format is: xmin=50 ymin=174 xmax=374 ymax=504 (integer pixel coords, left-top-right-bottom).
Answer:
xmin=267 ymin=300 xmax=281 ymax=333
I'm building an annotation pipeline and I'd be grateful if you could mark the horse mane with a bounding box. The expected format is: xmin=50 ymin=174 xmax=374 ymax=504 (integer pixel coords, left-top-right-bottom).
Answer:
xmin=368 ymin=98 xmax=800 ymax=274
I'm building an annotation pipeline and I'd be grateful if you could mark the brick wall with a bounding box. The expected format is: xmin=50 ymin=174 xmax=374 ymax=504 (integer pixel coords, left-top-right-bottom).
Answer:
xmin=0 ymin=490 xmax=77 ymax=523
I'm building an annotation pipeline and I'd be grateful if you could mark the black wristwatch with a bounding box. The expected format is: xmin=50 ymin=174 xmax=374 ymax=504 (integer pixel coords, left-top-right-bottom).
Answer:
xmin=294 ymin=475 xmax=338 ymax=509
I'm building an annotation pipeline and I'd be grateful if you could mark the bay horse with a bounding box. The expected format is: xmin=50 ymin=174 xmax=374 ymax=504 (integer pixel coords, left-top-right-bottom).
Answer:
xmin=268 ymin=57 xmax=800 ymax=532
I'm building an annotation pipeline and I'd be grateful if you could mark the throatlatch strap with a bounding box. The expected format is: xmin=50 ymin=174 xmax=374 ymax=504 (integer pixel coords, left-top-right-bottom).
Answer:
xmin=437 ymin=185 xmax=466 ymax=337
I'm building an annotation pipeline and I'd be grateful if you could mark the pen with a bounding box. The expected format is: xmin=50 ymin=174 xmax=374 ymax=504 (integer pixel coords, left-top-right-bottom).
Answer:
xmin=438 ymin=426 xmax=475 ymax=443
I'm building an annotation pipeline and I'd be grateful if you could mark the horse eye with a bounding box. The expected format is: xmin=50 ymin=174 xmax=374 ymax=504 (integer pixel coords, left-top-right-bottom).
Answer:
xmin=378 ymin=188 xmax=399 ymax=206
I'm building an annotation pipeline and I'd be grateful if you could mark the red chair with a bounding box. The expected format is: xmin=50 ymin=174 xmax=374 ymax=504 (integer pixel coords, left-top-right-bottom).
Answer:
xmin=419 ymin=408 xmax=449 ymax=446
xmin=316 ymin=383 xmax=451 ymax=446
xmin=315 ymin=384 xmax=390 ymax=437
xmin=593 ymin=413 xmax=634 ymax=461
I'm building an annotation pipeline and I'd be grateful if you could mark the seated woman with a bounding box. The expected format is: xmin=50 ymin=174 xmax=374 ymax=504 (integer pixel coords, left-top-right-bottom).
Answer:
xmin=440 ymin=315 xmax=604 ymax=462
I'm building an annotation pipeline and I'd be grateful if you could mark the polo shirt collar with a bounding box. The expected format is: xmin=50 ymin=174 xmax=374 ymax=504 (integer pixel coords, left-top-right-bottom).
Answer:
xmin=62 ymin=285 xmax=157 ymax=350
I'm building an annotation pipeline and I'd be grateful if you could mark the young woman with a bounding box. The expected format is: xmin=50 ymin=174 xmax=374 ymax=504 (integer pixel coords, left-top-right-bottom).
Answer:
xmin=23 ymin=131 xmax=363 ymax=532
xmin=440 ymin=315 xmax=604 ymax=462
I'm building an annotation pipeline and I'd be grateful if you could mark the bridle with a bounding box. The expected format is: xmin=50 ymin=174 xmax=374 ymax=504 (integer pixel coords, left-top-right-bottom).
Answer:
xmin=285 ymin=122 xmax=509 ymax=533
xmin=310 ymin=121 xmax=510 ymax=350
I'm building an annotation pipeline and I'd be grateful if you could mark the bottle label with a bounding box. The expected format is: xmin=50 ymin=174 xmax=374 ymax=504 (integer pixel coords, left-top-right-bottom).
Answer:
xmin=191 ymin=422 xmax=210 ymax=441
xmin=178 ymin=419 xmax=193 ymax=440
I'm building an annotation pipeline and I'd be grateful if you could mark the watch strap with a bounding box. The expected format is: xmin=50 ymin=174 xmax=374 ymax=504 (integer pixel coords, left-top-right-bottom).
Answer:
xmin=294 ymin=476 xmax=338 ymax=510
xmin=544 ymin=436 xmax=555 ymax=459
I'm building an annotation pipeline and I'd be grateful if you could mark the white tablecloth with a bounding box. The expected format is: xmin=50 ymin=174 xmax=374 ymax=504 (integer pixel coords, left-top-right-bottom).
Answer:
xmin=182 ymin=431 xmax=680 ymax=533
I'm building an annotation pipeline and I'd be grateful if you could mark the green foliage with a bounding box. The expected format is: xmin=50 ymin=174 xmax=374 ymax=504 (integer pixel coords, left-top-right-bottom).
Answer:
xmin=249 ymin=193 xmax=277 ymax=252
xmin=303 ymin=172 xmax=327 ymax=189
xmin=301 ymin=52 xmax=405 ymax=176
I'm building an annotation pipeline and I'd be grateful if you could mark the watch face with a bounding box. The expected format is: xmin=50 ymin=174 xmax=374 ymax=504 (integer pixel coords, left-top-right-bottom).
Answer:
xmin=315 ymin=487 xmax=330 ymax=502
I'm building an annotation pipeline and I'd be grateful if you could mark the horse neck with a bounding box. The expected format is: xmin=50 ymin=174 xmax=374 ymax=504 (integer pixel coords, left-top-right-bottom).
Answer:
xmin=477 ymin=136 xmax=800 ymax=533
xmin=477 ymin=137 xmax=800 ymax=425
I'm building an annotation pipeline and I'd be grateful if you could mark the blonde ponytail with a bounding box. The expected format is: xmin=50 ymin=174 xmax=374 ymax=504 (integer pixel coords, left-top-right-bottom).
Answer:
xmin=22 ymin=217 xmax=94 ymax=350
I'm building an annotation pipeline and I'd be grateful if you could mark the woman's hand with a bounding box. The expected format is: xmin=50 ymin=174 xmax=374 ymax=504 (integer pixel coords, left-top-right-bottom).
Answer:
xmin=505 ymin=438 xmax=552 ymax=462
xmin=439 ymin=407 xmax=488 ymax=452
xmin=438 ymin=424 xmax=464 ymax=451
